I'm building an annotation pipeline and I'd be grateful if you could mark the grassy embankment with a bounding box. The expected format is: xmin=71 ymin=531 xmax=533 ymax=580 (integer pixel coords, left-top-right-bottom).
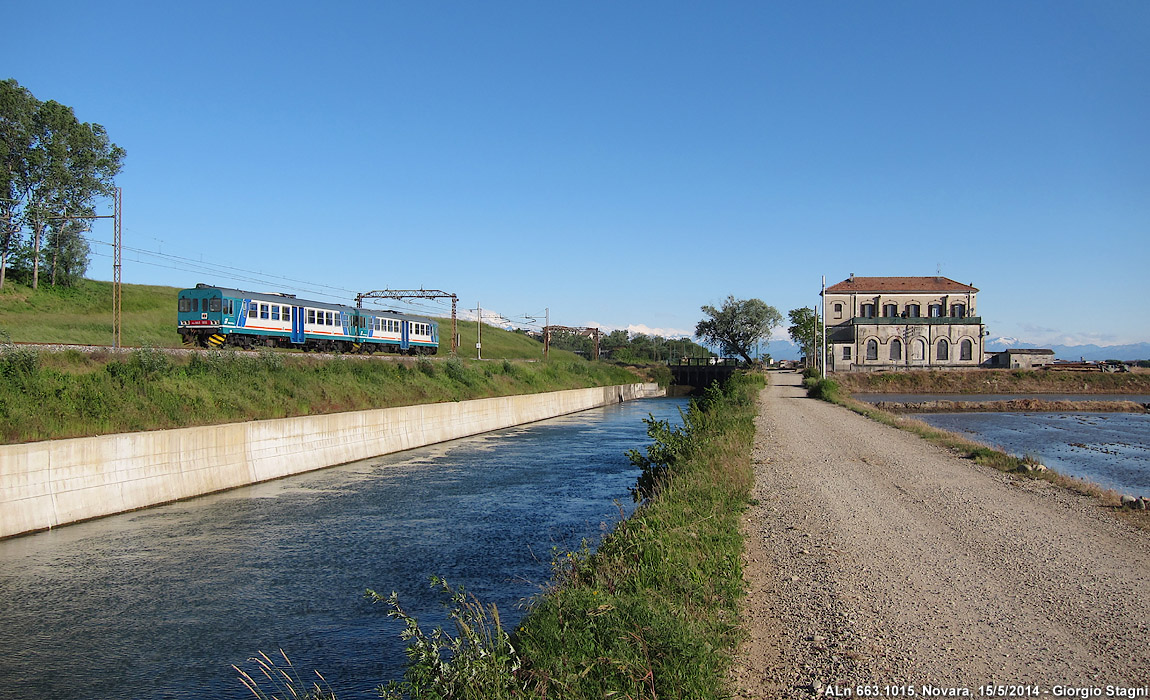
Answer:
xmin=0 ymin=280 xmax=643 ymax=444
xmin=356 ymin=372 xmax=765 ymax=700
xmin=804 ymin=371 xmax=1149 ymax=530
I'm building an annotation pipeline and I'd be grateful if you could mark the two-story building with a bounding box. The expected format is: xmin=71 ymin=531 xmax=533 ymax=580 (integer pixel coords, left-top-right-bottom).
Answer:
xmin=822 ymin=275 xmax=985 ymax=371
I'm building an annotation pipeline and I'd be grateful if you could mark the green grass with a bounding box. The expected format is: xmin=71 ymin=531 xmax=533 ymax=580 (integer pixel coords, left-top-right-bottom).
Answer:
xmin=0 ymin=346 xmax=640 ymax=444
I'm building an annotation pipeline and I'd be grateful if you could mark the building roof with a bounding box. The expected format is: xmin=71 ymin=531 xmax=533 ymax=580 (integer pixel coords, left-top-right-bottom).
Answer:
xmin=824 ymin=276 xmax=978 ymax=294
xmin=1003 ymin=348 xmax=1055 ymax=355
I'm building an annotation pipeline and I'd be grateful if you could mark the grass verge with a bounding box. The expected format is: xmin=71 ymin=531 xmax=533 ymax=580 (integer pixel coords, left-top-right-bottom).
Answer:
xmin=803 ymin=377 xmax=1150 ymax=531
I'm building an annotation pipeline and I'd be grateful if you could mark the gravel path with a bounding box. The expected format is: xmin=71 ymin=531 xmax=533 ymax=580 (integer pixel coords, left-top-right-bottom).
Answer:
xmin=731 ymin=372 xmax=1150 ymax=699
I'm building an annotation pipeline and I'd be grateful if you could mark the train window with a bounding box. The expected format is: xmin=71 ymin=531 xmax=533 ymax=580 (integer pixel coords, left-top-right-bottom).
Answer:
xmin=283 ymin=307 xmax=291 ymax=322
xmin=209 ymin=298 xmax=222 ymax=313
xmin=191 ymin=298 xmax=199 ymax=313
xmin=248 ymin=303 xmax=257 ymax=318
xmin=260 ymin=304 xmax=269 ymax=320
xmin=307 ymin=309 xmax=315 ymax=324
xmin=271 ymin=305 xmax=280 ymax=321
xmin=178 ymin=298 xmax=191 ymax=313
xmin=326 ymin=311 xmax=333 ymax=325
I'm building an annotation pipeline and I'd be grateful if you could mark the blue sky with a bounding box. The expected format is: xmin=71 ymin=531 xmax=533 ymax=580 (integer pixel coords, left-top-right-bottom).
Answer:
xmin=7 ymin=1 xmax=1149 ymax=350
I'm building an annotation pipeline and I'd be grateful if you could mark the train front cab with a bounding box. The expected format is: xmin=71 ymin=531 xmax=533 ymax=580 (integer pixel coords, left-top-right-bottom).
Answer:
xmin=177 ymin=287 xmax=241 ymax=347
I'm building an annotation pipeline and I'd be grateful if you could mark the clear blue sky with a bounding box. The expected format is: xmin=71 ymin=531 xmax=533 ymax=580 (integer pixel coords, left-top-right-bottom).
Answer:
xmin=7 ymin=1 xmax=1149 ymax=349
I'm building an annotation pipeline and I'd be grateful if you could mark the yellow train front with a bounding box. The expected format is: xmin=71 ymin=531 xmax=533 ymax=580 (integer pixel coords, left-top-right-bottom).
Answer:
xmin=177 ymin=284 xmax=438 ymax=354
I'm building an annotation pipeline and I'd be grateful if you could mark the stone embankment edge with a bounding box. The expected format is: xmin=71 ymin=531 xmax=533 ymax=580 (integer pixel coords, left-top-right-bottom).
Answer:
xmin=0 ymin=382 xmax=664 ymax=539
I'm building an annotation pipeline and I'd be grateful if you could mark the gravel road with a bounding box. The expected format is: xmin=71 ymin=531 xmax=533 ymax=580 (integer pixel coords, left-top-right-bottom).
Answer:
xmin=731 ymin=372 xmax=1150 ymax=699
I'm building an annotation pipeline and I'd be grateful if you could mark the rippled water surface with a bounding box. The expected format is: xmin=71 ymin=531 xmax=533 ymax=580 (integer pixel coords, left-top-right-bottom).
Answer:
xmin=0 ymin=397 xmax=687 ymax=700
xmin=917 ymin=412 xmax=1150 ymax=495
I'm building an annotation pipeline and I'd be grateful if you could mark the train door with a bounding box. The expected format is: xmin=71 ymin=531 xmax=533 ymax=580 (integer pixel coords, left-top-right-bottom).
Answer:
xmin=290 ymin=306 xmax=305 ymax=344
xmin=400 ymin=320 xmax=410 ymax=351
xmin=238 ymin=300 xmax=250 ymax=328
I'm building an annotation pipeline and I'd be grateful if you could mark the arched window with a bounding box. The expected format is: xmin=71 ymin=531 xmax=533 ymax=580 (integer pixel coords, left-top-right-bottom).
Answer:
xmin=906 ymin=304 xmax=920 ymax=318
xmin=883 ymin=303 xmax=898 ymax=318
xmin=890 ymin=339 xmax=902 ymax=361
xmin=866 ymin=339 xmax=878 ymax=360
xmin=960 ymin=339 xmax=973 ymax=360
xmin=861 ymin=303 xmax=875 ymax=318
xmin=912 ymin=338 xmax=925 ymax=361
xmin=937 ymin=339 xmax=949 ymax=361
xmin=951 ymin=303 xmax=966 ymax=318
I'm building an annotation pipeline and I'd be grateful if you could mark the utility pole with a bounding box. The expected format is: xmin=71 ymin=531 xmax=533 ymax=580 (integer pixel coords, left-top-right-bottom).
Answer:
xmin=820 ymin=274 xmax=826 ymax=378
xmin=39 ymin=188 xmax=122 ymax=347
xmin=476 ymin=302 xmax=482 ymax=360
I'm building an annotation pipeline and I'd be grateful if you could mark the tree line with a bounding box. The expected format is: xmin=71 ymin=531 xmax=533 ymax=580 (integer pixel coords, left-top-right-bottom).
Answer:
xmin=541 ymin=328 xmax=714 ymax=363
xmin=1 ymin=79 xmax=125 ymax=289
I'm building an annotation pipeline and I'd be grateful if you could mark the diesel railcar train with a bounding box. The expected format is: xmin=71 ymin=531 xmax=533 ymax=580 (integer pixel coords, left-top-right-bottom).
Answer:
xmin=177 ymin=284 xmax=438 ymax=354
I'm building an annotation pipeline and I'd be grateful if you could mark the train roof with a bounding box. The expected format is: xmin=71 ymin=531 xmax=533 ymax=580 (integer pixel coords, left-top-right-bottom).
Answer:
xmin=181 ymin=285 xmax=437 ymax=324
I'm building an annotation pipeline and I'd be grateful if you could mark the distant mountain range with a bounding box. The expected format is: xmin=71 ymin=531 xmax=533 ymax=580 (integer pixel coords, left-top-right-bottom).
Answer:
xmin=986 ymin=337 xmax=1150 ymax=362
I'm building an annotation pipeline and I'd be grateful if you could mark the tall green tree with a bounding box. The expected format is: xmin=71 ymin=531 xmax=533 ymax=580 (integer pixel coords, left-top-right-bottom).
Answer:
xmin=1 ymin=79 xmax=124 ymax=289
xmin=695 ymin=296 xmax=781 ymax=364
xmin=787 ymin=307 xmax=820 ymax=366
xmin=0 ymin=79 xmax=37 ymax=289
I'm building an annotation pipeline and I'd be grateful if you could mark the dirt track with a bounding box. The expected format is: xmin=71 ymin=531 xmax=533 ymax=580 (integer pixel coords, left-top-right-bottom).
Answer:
xmin=731 ymin=372 xmax=1150 ymax=698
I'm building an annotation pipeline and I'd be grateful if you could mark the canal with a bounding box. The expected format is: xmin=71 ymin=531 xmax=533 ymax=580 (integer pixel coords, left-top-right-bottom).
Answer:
xmin=0 ymin=396 xmax=689 ymax=700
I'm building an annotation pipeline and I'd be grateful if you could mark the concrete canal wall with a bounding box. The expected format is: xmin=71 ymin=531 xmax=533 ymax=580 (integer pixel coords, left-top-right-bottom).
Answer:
xmin=0 ymin=383 xmax=664 ymax=539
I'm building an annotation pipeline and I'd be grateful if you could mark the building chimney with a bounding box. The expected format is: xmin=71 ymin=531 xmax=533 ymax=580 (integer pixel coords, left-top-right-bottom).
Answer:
xmin=849 ymin=273 xmax=855 ymax=282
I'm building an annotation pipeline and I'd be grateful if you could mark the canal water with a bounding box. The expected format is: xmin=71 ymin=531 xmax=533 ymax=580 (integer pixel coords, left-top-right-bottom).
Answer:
xmin=0 ymin=396 xmax=689 ymax=700
xmin=916 ymin=412 xmax=1150 ymax=496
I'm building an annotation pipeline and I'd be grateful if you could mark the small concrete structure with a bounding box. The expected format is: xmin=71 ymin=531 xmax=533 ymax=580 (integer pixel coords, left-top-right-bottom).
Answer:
xmin=982 ymin=348 xmax=1055 ymax=370
xmin=0 ymin=383 xmax=663 ymax=540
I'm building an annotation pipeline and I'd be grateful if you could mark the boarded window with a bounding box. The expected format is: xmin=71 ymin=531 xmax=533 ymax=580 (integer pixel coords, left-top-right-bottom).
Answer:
xmin=960 ymin=339 xmax=973 ymax=360
xmin=861 ymin=304 xmax=875 ymax=318
xmin=937 ymin=340 xmax=949 ymax=361
xmin=890 ymin=339 xmax=902 ymax=361
xmin=883 ymin=304 xmax=898 ymax=318
xmin=906 ymin=304 xmax=920 ymax=318
xmin=866 ymin=339 xmax=878 ymax=360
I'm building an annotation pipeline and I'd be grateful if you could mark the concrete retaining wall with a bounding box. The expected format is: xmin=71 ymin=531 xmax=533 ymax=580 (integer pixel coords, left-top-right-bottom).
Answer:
xmin=0 ymin=383 xmax=663 ymax=539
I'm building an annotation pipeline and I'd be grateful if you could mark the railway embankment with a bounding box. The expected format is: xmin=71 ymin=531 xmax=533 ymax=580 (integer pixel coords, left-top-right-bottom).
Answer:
xmin=0 ymin=381 xmax=663 ymax=540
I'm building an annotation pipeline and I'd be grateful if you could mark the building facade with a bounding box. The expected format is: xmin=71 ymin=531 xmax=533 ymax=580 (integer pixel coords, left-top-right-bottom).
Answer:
xmin=822 ymin=275 xmax=985 ymax=372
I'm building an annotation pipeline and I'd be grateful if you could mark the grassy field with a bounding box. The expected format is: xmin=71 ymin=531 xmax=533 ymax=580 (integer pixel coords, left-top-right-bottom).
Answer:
xmin=0 ymin=279 xmax=562 ymax=360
